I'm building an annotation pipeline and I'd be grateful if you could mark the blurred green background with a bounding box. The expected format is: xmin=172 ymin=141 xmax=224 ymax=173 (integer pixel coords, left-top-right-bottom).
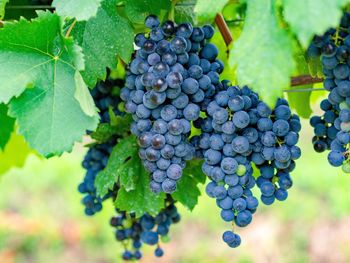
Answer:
xmin=1 ymin=117 xmax=350 ymax=263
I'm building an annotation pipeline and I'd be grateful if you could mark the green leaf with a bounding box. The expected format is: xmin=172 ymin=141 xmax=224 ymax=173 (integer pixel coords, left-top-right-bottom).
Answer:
xmin=91 ymin=114 xmax=132 ymax=143
xmin=52 ymin=0 xmax=102 ymax=21
xmin=287 ymin=54 xmax=313 ymax=118
xmin=174 ymin=0 xmax=196 ymax=24
xmin=172 ymin=159 xmax=206 ymax=211
xmin=0 ymin=132 xmax=33 ymax=175
xmin=230 ymin=0 xmax=295 ymax=106
xmin=115 ymin=166 xmax=166 ymax=217
xmin=91 ymin=123 xmax=118 ymax=143
xmin=72 ymin=0 xmax=134 ymax=87
xmin=0 ymin=104 xmax=15 ymax=150
xmin=74 ymin=72 xmax=98 ymax=116
xmin=0 ymin=0 xmax=9 ymax=19
xmin=95 ymin=136 xmax=138 ymax=197
xmin=194 ymin=0 xmax=228 ymax=23
xmin=3 ymin=12 xmax=99 ymax=157
xmin=124 ymin=0 xmax=171 ymax=24
xmin=282 ymin=0 xmax=349 ymax=48
xmin=110 ymin=114 xmax=133 ymax=135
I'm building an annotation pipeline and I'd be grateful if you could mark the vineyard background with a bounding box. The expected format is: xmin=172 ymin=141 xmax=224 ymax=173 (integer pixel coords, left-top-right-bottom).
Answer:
xmin=1 ymin=117 xmax=350 ymax=263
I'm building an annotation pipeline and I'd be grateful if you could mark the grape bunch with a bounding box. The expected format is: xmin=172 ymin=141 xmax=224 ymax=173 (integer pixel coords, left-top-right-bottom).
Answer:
xmin=79 ymin=76 xmax=181 ymax=260
xmin=121 ymin=15 xmax=224 ymax=193
xmin=78 ymin=77 xmax=125 ymax=215
xmin=111 ymin=197 xmax=181 ymax=261
xmin=308 ymin=12 xmax=350 ymax=173
xmin=192 ymin=82 xmax=301 ymax=248
xmin=79 ymin=139 xmax=117 ymax=216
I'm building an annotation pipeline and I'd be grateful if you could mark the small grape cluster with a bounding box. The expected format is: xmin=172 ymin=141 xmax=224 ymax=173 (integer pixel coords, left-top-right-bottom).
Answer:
xmin=308 ymin=12 xmax=350 ymax=173
xmin=79 ymin=139 xmax=116 ymax=216
xmin=121 ymin=15 xmax=224 ymax=193
xmin=78 ymin=77 xmax=124 ymax=216
xmin=192 ymin=82 xmax=301 ymax=248
xmin=111 ymin=198 xmax=181 ymax=261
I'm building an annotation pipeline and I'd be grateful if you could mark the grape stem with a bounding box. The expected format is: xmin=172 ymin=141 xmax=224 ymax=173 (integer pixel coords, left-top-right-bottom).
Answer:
xmin=215 ymin=13 xmax=233 ymax=46
xmin=65 ymin=19 xmax=77 ymax=38
xmin=214 ymin=14 xmax=325 ymax=87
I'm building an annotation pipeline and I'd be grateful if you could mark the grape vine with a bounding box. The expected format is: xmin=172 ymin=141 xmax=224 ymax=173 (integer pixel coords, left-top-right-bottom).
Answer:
xmin=1 ymin=1 xmax=350 ymax=262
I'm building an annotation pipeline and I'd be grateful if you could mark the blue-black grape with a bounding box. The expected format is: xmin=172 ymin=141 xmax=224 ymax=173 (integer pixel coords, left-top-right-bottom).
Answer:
xmin=191 ymin=82 xmax=301 ymax=249
xmin=121 ymin=15 xmax=223 ymax=193
xmin=308 ymin=13 xmax=350 ymax=172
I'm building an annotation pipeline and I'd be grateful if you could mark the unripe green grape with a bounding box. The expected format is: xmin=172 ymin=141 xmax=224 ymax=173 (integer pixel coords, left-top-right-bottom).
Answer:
xmin=272 ymin=176 xmax=278 ymax=184
xmin=340 ymin=101 xmax=350 ymax=110
xmin=122 ymin=218 xmax=133 ymax=228
xmin=118 ymin=102 xmax=125 ymax=112
xmin=236 ymin=164 xmax=246 ymax=176
xmin=161 ymin=235 xmax=170 ymax=243
xmin=342 ymin=162 xmax=350 ymax=173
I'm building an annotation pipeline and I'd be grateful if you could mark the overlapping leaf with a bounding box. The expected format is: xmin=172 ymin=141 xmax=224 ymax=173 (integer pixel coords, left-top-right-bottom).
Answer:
xmin=72 ymin=0 xmax=134 ymax=87
xmin=0 ymin=12 xmax=98 ymax=157
xmin=0 ymin=104 xmax=15 ymax=150
xmin=0 ymin=0 xmax=9 ymax=19
xmin=194 ymin=0 xmax=229 ymax=23
xmin=0 ymin=132 xmax=33 ymax=175
xmin=172 ymin=159 xmax=206 ymax=210
xmin=230 ymin=0 xmax=295 ymax=106
xmin=282 ymin=0 xmax=350 ymax=48
xmin=124 ymin=0 xmax=171 ymax=24
xmin=52 ymin=0 xmax=102 ymax=21
xmin=175 ymin=0 xmax=197 ymax=24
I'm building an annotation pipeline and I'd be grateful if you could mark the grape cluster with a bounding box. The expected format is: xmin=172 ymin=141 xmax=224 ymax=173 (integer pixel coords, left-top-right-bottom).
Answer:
xmin=308 ymin=12 xmax=350 ymax=173
xmin=111 ymin=197 xmax=181 ymax=261
xmin=121 ymin=15 xmax=223 ymax=193
xmin=192 ymin=82 xmax=301 ymax=248
xmin=78 ymin=77 xmax=124 ymax=215
xmin=79 ymin=75 xmax=181 ymax=260
xmin=79 ymin=139 xmax=116 ymax=216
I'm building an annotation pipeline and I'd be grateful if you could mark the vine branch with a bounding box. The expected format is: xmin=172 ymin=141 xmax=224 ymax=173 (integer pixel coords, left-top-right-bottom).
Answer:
xmin=215 ymin=14 xmax=232 ymax=46
xmin=214 ymin=13 xmax=325 ymax=87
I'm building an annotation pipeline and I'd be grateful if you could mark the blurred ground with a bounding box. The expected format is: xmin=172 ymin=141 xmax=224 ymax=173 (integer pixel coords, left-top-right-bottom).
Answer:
xmin=1 ymin=119 xmax=350 ymax=263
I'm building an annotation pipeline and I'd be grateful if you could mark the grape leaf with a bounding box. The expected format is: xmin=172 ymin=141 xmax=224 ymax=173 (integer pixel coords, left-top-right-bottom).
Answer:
xmin=230 ymin=0 xmax=295 ymax=106
xmin=194 ymin=0 xmax=229 ymax=23
xmin=287 ymin=54 xmax=313 ymax=118
xmin=124 ymin=0 xmax=171 ymax=24
xmin=52 ymin=0 xmax=101 ymax=21
xmin=172 ymin=159 xmax=206 ymax=211
xmin=91 ymin=123 xmax=118 ymax=143
xmin=74 ymin=72 xmax=98 ymax=116
xmin=115 ymin=167 xmax=166 ymax=218
xmin=3 ymin=12 xmax=99 ymax=157
xmin=0 ymin=0 xmax=9 ymax=19
xmin=91 ymin=114 xmax=132 ymax=143
xmin=0 ymin=104 xmax=15 ymax=150
xmin=175 ymin=0 xmax=196 ymax=24
xmin=72 ymin=0 xmax=134 ymax=87
xmin=95 ymin=135 xmax=139 ymax=197
xmin=282 ymin=0 xmax=349 ymax=48
xmin=0 ymin=132 xmax=32 ymax=175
